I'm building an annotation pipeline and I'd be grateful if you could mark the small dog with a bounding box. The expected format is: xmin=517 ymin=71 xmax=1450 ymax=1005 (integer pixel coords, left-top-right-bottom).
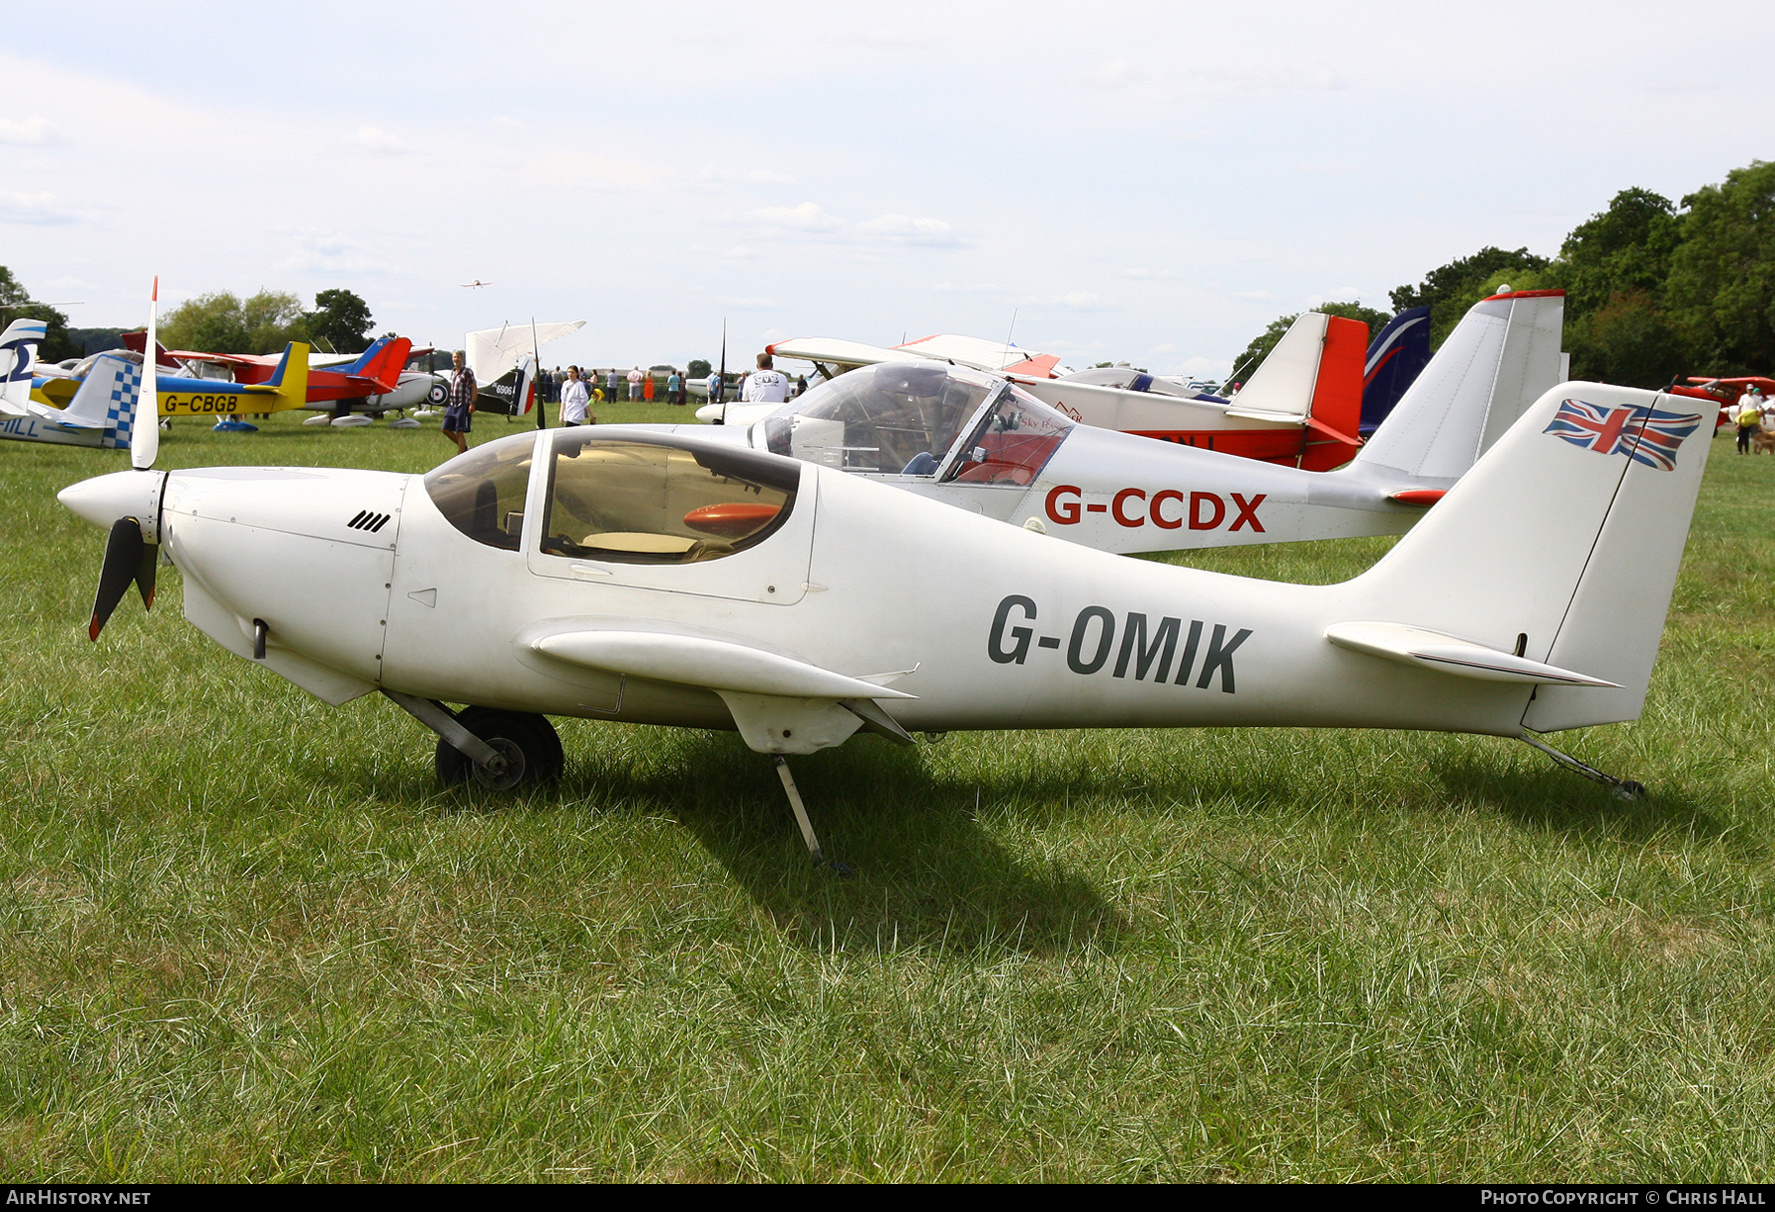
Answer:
xmin=1753 ymin=429 xmax=1775 ymax=455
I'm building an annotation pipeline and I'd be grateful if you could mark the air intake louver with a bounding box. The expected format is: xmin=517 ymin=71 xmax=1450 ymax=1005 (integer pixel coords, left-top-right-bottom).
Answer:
xmin=347 ymin=510 xmax=392 ymax=533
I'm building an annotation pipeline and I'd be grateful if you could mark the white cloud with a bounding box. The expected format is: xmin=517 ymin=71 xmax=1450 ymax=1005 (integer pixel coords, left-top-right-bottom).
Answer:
xmin=276 ymin=232 xmax=391 ymax=275
xmin=0 ymin=116 xmax=59 ymax=146
xmin=1045 ymin=291 xmax=1109 ymax=311
xmin=351 ymin=126 xmax=408 ymax=154
xmin=0 ymin=190 xmax=74 ymax=225
xmin=933 ymin=282 xmax=1005 ymax=293
xmin=1233 ymin=290 xmax=1273 ymax=301
xmin=723 ymin=245 xmax=758 ymax=259
xmin=752 ymin=202 xmax=844 ymax=232
xmin=853 ymin=213 xmax=964 ymax=247
xmin=1121 ymin=268 xmax=1174 ymax=280
xmin=746 ymin=169 xmax=796 ymax=185
xmin=725 ymin=297 xmax=780 ymax=310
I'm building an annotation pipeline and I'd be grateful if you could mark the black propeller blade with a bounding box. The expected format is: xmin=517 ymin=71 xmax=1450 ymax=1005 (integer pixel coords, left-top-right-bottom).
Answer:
xmin=89 ymin=517 xmax=156 ymax=641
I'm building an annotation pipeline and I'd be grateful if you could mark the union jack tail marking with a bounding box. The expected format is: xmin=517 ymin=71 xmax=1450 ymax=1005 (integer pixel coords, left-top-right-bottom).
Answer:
xmin=1544 ymin=398 xmax=1702 ymax=471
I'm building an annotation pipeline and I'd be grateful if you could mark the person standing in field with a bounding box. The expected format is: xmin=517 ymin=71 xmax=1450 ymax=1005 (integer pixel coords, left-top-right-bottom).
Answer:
xmin=627 ymin=366 xmax=643 ymax=401
xmin=643 ymin=369 xmax=656 ymax=402
xmin=706 ymin=367 xmax=724 ymax=405
xmin=442 ymin=349 xmax=475 ymax=455
xmin=559 ymin=365 xmax=591 ymax=426
xmin=606 ymin=367 xmax=619 ymax=402
xmin=1738 ymin=388 xmax=1762 ymax=454
xmin=740 ymin=352 xmax=789 ymax=404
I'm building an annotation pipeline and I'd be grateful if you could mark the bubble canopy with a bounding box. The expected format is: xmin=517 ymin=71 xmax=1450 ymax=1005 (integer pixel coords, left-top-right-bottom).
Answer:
xmin=759 ymin=361 xmax=1074 ymax=485
xmin=424 ymin=430 xmax=802 ymax=562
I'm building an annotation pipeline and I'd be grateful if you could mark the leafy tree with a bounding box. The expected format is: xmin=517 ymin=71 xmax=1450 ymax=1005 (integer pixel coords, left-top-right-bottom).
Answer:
xmin=160 ymin=290 xmax=307 ymax=354
xmin=1563 ymin=289 xmax=1688 ymax=387
xmin=305 ymin=289 xmax=374 ymax=353
xmin=1556 ymin=187 xmax=1684 ymax=321
xmin=1390 ymin=246 xmax=1551 ymax=348
xmin=0 ymin=265 xmax=80 ymax=361
xmin=1229 ymin=300 xmax=1390 ymax=384
xmin=1665 ymin=160 xmax=1775 ymax=374
xmin=688 ymin=359 xmax=711 ymax=378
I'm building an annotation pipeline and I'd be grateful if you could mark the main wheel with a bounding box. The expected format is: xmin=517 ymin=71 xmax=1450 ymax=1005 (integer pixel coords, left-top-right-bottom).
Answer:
xmin=435 ymin=708 xmax=564 ymax=790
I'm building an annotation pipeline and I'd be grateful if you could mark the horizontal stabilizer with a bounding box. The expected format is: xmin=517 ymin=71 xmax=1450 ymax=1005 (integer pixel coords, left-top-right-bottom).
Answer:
xmin=1324 ymin=621 xmax=1619 ymax=687
xmin=532 ymin=630 xmax=918 ymax=700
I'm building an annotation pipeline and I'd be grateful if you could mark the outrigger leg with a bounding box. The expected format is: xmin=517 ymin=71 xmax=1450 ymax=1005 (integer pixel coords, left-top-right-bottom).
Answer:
xmin=1518 ymin=732 xmax=1645 ymax=801
xmin=773 ymin=756 xmax=826 ymax=862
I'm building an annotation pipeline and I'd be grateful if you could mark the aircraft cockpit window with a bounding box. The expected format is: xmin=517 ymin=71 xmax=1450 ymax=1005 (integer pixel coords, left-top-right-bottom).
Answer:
xmin=760 ymin=362 xmax=994 ymax=475
xmin=940 ymin=384 xmax=1075 ymax=486
xmin=423 ymin=434 xmax=538 ymax=551
xmin=539 ymin=435 xmax=798 ymax=565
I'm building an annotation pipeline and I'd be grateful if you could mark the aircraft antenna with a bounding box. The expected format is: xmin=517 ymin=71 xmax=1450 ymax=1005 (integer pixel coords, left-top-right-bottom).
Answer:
xmin=1004 ymin=307 xmax=1019 ymax=367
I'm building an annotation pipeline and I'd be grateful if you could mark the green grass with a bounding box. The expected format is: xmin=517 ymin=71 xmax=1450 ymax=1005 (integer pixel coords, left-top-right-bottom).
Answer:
xmin=3 ymin=415 xmax=1774 ymax=1181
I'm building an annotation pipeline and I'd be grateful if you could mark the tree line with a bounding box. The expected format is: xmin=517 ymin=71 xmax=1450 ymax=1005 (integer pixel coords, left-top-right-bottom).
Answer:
xmin=0 ymin=272 xmax=380 ymax=362
xmin=1234 ymin=159 xmax=1775 ymax=389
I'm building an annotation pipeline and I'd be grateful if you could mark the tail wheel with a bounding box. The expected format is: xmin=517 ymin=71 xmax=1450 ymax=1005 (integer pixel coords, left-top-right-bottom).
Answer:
xmin=435 ymin=707 xmax=564 ymax=789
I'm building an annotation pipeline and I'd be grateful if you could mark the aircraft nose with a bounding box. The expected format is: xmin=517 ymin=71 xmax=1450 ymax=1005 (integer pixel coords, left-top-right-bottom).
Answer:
xmin=57 ymin=470 xmax=160 ymax=530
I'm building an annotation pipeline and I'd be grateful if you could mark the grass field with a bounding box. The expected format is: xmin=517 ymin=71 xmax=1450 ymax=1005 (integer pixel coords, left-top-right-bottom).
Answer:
xmin=3 ymin=407 xmax=1774 ymax=1181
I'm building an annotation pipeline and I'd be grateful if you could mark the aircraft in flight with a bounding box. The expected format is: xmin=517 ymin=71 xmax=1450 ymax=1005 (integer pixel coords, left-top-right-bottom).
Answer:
xmin=644 ymin=291 xmax=1564 ymax=555
xmin=62 ymin=289 xmax=1707 ymax=863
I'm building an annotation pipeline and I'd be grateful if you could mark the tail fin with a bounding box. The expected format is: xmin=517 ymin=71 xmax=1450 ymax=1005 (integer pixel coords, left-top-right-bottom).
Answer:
xmin=1360 ymin=306 xmax=1431 ymax=436
xmin=339 ymin=336 xmax=412 ymax=392
xmin=0 ymin=318 xmax=47 ymax=414
xmin=1353 ymin=290 xmax=1564 ymax=486
xmin=259 ymin=342 xmax=312 ymax=410
xmin=1227 ymin=311 xmax=1369 ymax=471
xmin=44 ymin=354 xmax=142 ymax=446
xmin=1298 ymin=315 xmax=1367 ymax=471
xmin=1226 ymin=311 xmax=1328 ymax=421
xmin=1348 ymin=381 xmax=1710 ymax=731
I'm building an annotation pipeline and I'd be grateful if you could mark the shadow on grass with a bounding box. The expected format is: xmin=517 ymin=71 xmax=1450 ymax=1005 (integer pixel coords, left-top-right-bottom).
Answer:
xmin=313 ymin=726 xmax=1135 ymax=955
xmin=1430 ymin=751 xmax=1757 ymax=855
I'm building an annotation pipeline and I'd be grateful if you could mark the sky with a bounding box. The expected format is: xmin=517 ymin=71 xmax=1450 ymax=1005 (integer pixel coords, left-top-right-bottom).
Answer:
xmin=3 ymin=0 xmax=1771 ymax=378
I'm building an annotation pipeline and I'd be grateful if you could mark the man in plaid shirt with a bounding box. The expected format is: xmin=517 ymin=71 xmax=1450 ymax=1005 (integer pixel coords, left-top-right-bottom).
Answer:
xmin=442 ymin=349 xmax=476 ymax=455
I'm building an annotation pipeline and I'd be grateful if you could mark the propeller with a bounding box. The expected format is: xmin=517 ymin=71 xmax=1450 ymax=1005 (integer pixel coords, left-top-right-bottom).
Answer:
xmin=89 ymin=516 xmax=156 ymax=640
xmin=85 ymin=276 xmax=164 ymax=641
xmin=131 ymin=276 xmax=159 ymax=470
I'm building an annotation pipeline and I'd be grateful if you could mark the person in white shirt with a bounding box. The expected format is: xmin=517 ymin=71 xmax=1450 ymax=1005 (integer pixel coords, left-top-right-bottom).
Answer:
xmin=627 ymin=367 xmax=643 ymax=401
xmin=706 ymin=370 xmax=724 ymax=403
xmin=559 ymin=366 xmax=592 ymax=426
xmin=740 ymin=353 xmax=790 ymax=404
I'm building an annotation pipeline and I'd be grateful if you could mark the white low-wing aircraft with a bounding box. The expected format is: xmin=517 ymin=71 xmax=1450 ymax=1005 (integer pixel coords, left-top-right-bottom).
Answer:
xmin=646 ymin=290 xmax=1563 ymax=555
xmin=61 ymin=287 xmax=1710 ymax=862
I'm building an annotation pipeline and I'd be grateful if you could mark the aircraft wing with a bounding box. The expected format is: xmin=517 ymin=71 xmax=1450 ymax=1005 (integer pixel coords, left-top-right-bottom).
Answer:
xmin=467 ymin=321 xmax=586 ymax=382
xmin=766 ymin=336 xmax=909 ymax=370
xmin=896 ymin=333 xmax=1061 ymax=373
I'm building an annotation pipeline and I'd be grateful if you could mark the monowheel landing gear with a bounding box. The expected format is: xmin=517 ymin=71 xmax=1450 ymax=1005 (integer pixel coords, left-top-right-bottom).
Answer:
xmin=383 ymin=691 xmax=562 ymax=791
xmin=437 ymin=708 xmax=564 ymax=789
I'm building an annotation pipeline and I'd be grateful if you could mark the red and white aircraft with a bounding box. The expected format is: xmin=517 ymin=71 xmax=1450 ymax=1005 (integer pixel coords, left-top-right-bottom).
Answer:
xmin=657 ymin=291 xmax=1565 ymax=555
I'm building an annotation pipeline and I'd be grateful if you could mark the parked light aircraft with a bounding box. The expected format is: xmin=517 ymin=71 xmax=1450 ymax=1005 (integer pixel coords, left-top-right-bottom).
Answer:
xmin=645 ymin=291 xmax=1563 ymax=555
xmin=60 ymin=286 xmax=1708 ymax=863
xmin=31 ymin=334 xmax=311 ymax=422
xmin=714 ymin=311 xmax=1399 ymax=470
xmin=0 ymin=319 xmax=145 ymax=449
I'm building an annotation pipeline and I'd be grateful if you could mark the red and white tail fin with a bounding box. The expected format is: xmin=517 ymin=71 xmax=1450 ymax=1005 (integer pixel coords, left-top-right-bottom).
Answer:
xmin=1226 ymin=311 xmax=1368 ymax=470
xmin=1346 ymin=380 xmax=1710 ymax=731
